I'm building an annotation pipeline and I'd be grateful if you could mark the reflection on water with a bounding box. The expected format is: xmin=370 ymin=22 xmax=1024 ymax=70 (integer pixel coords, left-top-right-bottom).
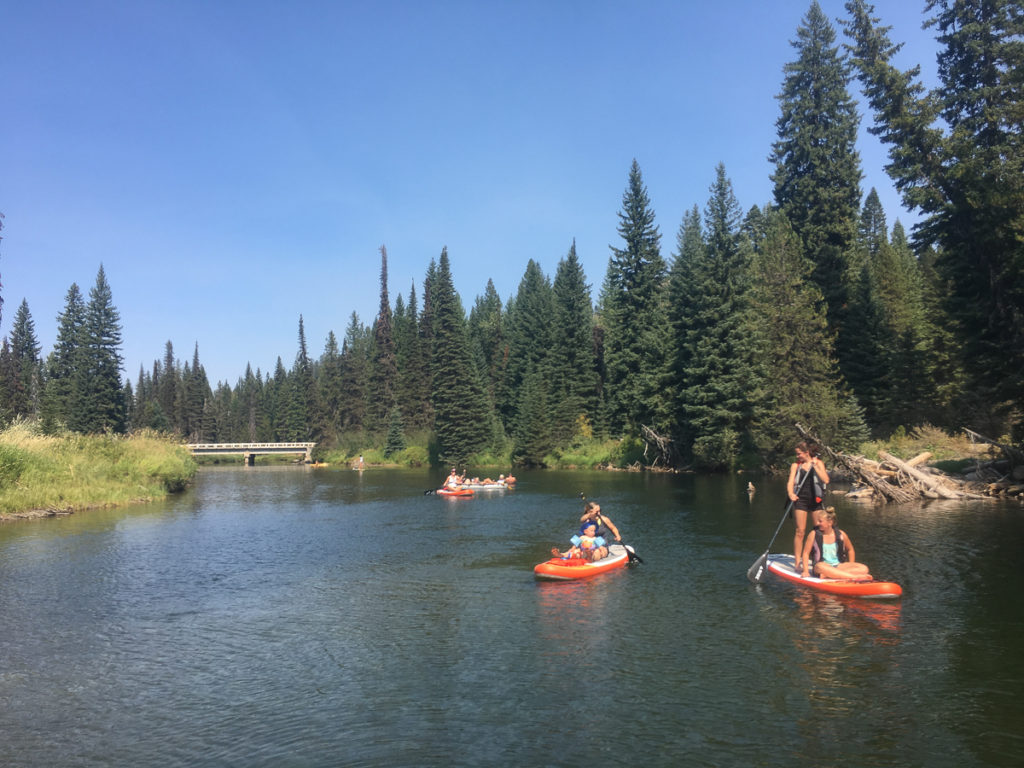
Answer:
xmin=0 ymin=467 xmax=1022 ymax=767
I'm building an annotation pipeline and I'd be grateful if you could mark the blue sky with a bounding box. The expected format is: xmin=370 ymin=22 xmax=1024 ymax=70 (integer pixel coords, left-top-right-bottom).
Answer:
xmin=3 ymin=0 xmax=940 ymax=387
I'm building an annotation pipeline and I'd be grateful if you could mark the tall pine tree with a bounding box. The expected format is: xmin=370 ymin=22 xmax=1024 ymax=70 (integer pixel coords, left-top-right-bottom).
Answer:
xmin=7 ymin=299 xmax=42 ymax=421
xmin=550 ymin=241 xmax=600 ymax=444
xmin=844 ymin=0 xmax=1024 ymax=416
xmin=429 ymin=248 xmax=491 ymax=466
xmin=744 ymin=208 xmax=867 ymax=462
xmin=369 ymin=246 xmax=398 ymax=431
xmin=600 ymin=160 xmax=668 ymax=436
xmin=41 ymin=283 xmax=86 ymax=431
xmin=70 ymin=265 xmax=125 ymax=433
xmin=676 ymin=165 xmax=755 ymax=468
xmin=772 ymin=0 xmax=863 ymax=373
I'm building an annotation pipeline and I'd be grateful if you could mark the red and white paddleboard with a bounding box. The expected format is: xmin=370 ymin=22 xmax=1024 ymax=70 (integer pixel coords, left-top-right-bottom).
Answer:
xmin=766 ymin=554 xmax=902 ymax=599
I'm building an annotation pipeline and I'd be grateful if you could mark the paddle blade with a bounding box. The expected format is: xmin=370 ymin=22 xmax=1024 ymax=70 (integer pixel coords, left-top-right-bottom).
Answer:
xmin=624 ymin=544 xmax=643 ymax=564
xmin=747 ymin=553 xmax=768 ymax=583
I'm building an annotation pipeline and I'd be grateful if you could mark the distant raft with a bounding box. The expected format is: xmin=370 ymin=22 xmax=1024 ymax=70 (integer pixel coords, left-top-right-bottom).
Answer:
xmin=765 ymin=554 xmax=902 ymax=599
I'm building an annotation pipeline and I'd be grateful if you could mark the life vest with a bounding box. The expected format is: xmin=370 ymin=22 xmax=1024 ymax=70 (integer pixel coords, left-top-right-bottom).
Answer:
xmin=571 ymin=534 xmax=606 ymax=552
xmin=793 ymin=466 xmax=827 ymax=504
xmin=810 ymin=528 xmax=847 ymax=567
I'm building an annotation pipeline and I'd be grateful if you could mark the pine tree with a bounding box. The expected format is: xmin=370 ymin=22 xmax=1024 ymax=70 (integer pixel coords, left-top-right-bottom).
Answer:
xmin=600 ymin=160 xmax=668 ymax=435
xmin=369 ymin=246 xmax=398 ymax=431
xmin=240 ymin=363 xmax=261 ymax=441
xmin=676 ymin=165 xmax=756 ymax=468
xmin=772 ymin=1 xmax=863 ymax=371
xmin=844 ymin=0 xmax=1024 ymax=415
xmin=280 ymin=316 xmax=314 ymax=441
xmin=668 ymin=205 xmax=706 ymax=453
xmin=266 ymin=357 xmax=289 ymax=440
xmin=550 ymin=241 xmax=600 ymax=444
xmin=384 ymin=407 xmax=406 ymax=457
xmin=511 ymin=368 xmax=552 ymax=466
xmin=744 ymin=209 xmax=867 ymax=462
xmin=0 ymin=340 xmax=14 ymax=424
xmin=40 ymin=283 xmax=86 ymax=431
xmin=317 ymin=331 xmax=344 ymax=446
xmin=394 ymin=283 xmax=430 ymax=431
xmin=467 ymin=278 xmax=506 ymax=417
xmin=338 ymin=313 xmax=369 ymax=432
xmin=0 ymin=211 xmax=4 ymax=329
xmin=70 ymin=265 xmax=125 ymax=433
xmin=182 ymin=343 xmax=213 ymax=441
xmin=430 ymin=248 xmax=491 ymax=466
xmin=7 ymin=299 xmax=42 ymax=420
xmin=158 ymin=341 xmax=181 ymax=434
xmin=502 ymin=259 xmax=555 ymax=437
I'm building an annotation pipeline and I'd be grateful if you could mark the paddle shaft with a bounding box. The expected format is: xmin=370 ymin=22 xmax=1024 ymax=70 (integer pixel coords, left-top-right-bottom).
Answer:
xmin=748 ymin=463 xmax=815 ymax=582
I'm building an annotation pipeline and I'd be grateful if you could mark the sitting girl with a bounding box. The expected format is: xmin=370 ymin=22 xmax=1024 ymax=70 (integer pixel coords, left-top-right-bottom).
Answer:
xmin=800 ymin=507 xmax=871 ymax=580
xmin=551 ymin=522 xmax=606 ymax=562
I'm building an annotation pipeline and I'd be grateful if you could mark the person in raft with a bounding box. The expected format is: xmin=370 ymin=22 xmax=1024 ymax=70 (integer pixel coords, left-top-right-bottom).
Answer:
xmin=800 ymin=508 xmax=871 ymax=580
xmin=445 ymin=468 xmax=461 ymax=488
xmin=551 ymin=521 xmax=606 ymax=562
xmin=787 ymin=441 xmax=830 ymax=572
xmin=579 ymin=500 xmax=621 ymax=560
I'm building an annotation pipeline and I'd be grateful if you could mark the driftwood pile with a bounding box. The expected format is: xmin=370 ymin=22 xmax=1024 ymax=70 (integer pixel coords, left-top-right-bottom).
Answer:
xmin=796 ymin=424 xmax=1024 ymax=504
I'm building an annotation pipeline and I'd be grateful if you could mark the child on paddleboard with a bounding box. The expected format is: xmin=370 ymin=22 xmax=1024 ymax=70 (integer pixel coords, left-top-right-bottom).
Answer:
xmin=579 ymin=500 xmax=621 ymax=560
xmin=552 ymin=521 xmax=606 ymax=562
xmin=800 ymin=508 xmax=871 ymax=580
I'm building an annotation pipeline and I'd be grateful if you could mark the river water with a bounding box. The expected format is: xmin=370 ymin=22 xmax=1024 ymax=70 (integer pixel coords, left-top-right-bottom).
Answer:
xmin=1 ymin=467 xmax=1022 ymax=767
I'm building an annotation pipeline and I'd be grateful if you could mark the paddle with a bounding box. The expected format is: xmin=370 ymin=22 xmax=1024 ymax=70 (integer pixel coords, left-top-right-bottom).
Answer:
xmin=578 ymin=491 xmax=643 ymax=564
xmin=746 ymin=465 xmax=813 ymax=583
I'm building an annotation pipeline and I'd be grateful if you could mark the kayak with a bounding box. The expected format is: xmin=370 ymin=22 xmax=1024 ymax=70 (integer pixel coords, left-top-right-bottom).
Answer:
xmin=534 ymin=543 xmax=630 ymax=581
xmin=765 ymin=554 xmax=902 ymax=599
xmin=436 ymin=487 xmax=474 ymax=497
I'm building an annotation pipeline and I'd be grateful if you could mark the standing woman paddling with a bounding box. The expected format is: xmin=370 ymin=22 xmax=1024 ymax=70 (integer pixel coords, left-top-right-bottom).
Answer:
xmin=787 ymin=441 xmax=829 ymax=572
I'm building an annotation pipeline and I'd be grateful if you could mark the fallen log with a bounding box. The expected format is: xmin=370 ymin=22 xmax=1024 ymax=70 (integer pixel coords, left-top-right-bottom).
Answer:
xmin=906 ymin=452 xmax=933 ymax=468
xmin=877 ymin=451 xmax=977 ymax=500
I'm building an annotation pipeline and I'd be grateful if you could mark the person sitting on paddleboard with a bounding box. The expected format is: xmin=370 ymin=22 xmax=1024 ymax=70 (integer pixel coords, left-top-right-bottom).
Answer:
xmin=446 ymin=468 xmax=462 ymax=489
xmin=580 ymin=501 xmax=620 ymax=560
xmin=800 ymin=508 xmax=871 ymax=580
xmin=551 ymin=521 xmax=606 ymax=562
xmin=787 ymin=441 xmax=830 ymax=572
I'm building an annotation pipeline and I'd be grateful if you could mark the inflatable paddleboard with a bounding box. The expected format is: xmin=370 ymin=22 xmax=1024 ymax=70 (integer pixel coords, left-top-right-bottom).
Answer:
xmin=534 ymin=543 xmax=630 ymax=581
xmin=765 ymin=554 xmax=902 ymax=599
xmin=436 ymin=487 xmax=474 ymax=497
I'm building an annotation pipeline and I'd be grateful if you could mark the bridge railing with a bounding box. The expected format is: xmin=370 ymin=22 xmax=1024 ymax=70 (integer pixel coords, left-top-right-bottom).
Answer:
xmin=185 ymin=442 xmax=317 ymax=465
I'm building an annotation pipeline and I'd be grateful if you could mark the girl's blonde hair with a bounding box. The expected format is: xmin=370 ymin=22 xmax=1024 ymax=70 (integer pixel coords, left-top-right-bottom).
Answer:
xmin=821 ymin=506 xmax=837 ymax=524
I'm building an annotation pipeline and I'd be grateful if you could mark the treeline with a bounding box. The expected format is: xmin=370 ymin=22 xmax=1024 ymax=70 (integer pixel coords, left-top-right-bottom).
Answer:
xmin=1 ymin=1 xmax=1020 ymax=469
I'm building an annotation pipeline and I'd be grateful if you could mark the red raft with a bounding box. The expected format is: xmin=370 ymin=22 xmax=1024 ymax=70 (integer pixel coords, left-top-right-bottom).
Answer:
xmin=765 ymin=554 xmax=902 ymax=599
xmin=436 ymin=487 xmax=474 ymax=497
xmin=534 ymin=543 xmax=630 ymax=581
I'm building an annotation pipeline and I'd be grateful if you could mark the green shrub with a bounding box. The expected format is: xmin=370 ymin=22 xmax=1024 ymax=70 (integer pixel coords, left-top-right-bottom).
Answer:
xmin=0 ymin=444 xmax=28 ymax=489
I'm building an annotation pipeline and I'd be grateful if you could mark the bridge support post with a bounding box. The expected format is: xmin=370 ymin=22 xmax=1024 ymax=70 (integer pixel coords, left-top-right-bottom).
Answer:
xmin=244 ymin=453 xmax=255 ymax=466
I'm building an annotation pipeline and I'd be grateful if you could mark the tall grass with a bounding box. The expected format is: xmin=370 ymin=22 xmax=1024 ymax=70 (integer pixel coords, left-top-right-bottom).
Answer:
xmin=0 ymin=423 xmax=197 ymax=516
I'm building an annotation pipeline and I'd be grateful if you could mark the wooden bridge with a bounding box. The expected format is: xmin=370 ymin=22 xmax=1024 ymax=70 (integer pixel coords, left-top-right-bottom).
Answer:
xmin=186 ymin=442 xmax=316 ymax=465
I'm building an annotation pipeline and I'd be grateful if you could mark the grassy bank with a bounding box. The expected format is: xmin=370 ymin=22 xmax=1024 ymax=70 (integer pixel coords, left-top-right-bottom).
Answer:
xmin=0 ymin=423 xmax=197 ymax=518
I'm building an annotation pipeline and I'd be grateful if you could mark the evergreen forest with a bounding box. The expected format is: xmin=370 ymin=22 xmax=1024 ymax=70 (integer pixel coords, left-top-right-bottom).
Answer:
xmin=2 ymin=1 xmax=1021 ymax=470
